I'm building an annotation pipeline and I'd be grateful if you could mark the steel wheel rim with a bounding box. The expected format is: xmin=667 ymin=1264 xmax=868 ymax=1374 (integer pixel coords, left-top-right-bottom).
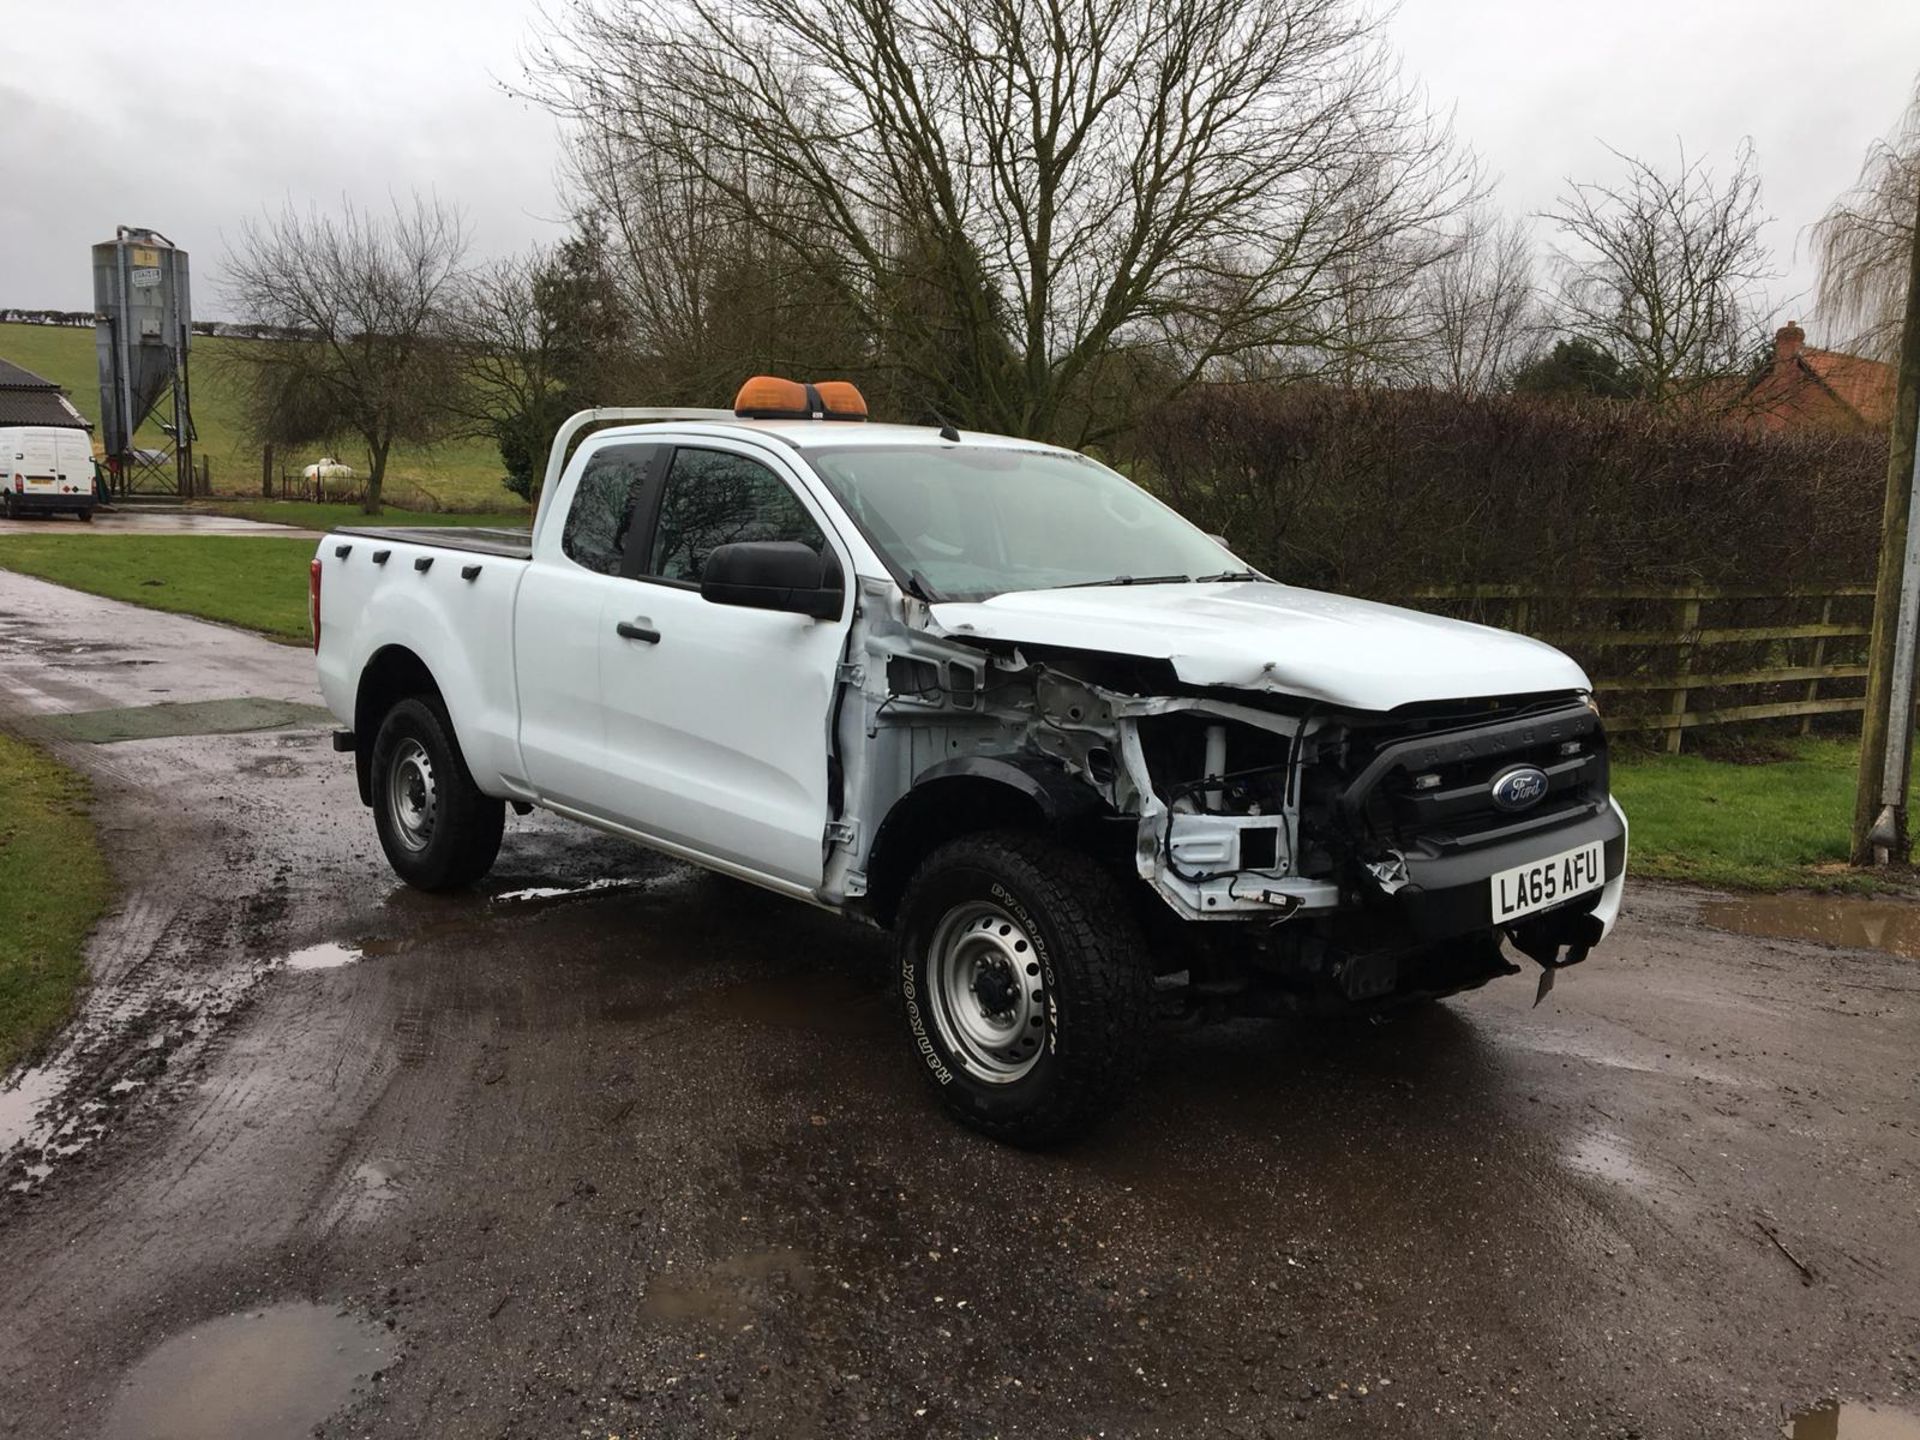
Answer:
xmin=387 ymin=738 xmax=437 ymax=852
xmin=926 ymin=900 xmax=1047 ymax=1083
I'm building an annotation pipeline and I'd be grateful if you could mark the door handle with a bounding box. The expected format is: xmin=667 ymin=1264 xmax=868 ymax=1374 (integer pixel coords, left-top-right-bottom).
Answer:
xmin=615 ymin=620 xmax=661 ymax=644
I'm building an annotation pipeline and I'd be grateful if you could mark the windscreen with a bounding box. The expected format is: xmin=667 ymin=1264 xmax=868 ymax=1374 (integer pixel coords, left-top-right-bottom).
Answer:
xmin=806 ymin=445 xmax=1243 ymax=601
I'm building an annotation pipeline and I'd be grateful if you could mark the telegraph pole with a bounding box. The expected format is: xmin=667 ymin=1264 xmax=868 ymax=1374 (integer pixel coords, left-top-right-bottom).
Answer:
xmin=1852 ymin=179 xmax=1920 ymax=865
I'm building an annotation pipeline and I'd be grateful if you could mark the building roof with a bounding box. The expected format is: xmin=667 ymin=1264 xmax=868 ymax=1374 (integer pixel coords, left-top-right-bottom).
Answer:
xmin=1797 ymin=347 xmax=1895 ymax=428
xmin=1734 ymin=323 xmax=1897 ymax=434
xmin=0 ymin=356 xmax=92 ymax=430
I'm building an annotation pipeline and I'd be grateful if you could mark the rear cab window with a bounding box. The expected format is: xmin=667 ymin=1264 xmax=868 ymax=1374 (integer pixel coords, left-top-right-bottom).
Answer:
xmin=561 ymin=444 xmax=658 ymax=575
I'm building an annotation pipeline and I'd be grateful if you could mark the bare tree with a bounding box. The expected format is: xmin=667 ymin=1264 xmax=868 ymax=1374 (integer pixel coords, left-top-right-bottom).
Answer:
xmin=526 ymin=0 xmax=1476 ymax=443
xmin=563 ymin=125 xmax=874 ymax=408
xmin=1544 ymin=143 xmax=1775 ymax=405
xmin=447 ymin=228 xmax=638 ymax=499
xmin=224 ymin=196 xmax=468 ymax=513
xmin=1416 ymin=206 xmax=1539 ymax=394
xmin=1813 ymin=77 xmax=1920 ymax=363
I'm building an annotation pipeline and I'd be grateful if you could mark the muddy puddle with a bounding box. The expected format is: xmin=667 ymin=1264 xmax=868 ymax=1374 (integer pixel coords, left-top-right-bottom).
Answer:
xmin=99 ymin=1302 xmax=392 ymax=1440
xmin=493 ymin=877 xmax=642 ymax=903
xmin=1701 ymin=892 xmax=1920 ymax=959
xmin=282 ymin=941 xmax=367 ymax=971
xmin=1785 ymin=1400 xmax=1920 ymax=1439
xmin=0 ymin=1062 xmax=69 ymax=1155
xmin=639 ymin=1247 xmax=814 ymax=1326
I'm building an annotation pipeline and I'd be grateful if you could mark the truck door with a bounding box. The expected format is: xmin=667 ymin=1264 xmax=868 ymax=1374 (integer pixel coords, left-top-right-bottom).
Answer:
xmin=512 ymin=443 xmax=662 ymax=812
xmin=596 ymin=443 xmax=852 ymax=890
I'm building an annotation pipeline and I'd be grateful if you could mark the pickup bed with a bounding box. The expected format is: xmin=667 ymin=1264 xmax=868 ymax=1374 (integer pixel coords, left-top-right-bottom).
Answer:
xmin=315 ymin=387 xmax=1626 ymax=1143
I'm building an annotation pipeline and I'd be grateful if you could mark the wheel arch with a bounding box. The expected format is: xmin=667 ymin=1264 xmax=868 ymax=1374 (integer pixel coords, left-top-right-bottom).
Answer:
xmin=863 ymin=755 xmax=1108 ymax=927
xmin=352 ymin=645 xmax=446 ymax=805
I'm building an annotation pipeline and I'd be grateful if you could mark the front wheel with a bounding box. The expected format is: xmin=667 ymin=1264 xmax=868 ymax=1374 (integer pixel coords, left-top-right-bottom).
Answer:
xmin=894 ymin=831 xmax=1154 ymax=1146
xmin=369 ymin=696 xmax=504 ymax=890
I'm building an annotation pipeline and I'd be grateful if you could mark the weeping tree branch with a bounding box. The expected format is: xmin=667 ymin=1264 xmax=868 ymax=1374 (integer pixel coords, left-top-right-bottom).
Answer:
xmin=1814 ymin=76 xmax=1920 ymax=364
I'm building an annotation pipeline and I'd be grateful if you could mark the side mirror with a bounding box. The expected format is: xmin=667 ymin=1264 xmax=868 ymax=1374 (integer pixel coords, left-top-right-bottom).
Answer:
xmin=701 ymin=541 xmax=844 ymax=620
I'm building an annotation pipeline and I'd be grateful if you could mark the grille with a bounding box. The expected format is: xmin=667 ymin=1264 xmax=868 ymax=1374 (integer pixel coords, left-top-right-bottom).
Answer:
xmin=1336 ymin=701 xmax=1609 ymax=857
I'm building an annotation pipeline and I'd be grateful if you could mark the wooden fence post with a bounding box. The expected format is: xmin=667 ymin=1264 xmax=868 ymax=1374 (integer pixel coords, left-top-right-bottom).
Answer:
xmin=1667 ymin=593 xmax=1702 ymax=755
xmin=261 ymin=445 xmax=274 ymax=499
xmin=1802 ymin=595 xmax=1835 ymax=736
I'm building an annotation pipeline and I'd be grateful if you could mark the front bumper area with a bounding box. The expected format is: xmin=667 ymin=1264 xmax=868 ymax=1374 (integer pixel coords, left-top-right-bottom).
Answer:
xmin=1391 ymin=801 xmax=1627 ymax=947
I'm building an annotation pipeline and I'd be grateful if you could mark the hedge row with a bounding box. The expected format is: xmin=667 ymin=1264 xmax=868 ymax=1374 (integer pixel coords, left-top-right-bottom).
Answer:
xmin=1135 ymin=386 xmax=1888 ymax=598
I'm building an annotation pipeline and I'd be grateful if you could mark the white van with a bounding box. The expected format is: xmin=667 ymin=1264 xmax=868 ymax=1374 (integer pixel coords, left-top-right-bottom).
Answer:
xmin=2 ymin=426 xmax=98 ymax=520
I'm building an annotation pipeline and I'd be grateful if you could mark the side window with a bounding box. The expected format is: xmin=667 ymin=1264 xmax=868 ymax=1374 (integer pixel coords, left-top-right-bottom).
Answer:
xmin=645 ymin=448 xmax=827 ymax=584
xmin=561 ymin=445 xmax=653 ymax=575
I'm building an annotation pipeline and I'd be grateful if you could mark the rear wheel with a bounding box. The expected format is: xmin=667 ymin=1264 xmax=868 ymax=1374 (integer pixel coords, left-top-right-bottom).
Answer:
xmin=1 ymin=493 xmax=14 ymax=520
xmin=895 ymin=831 xmax=1154 ymax=1145
xmin=370 ymin=696 xmax=504 ymax=890
xmin=76 ymin=507 xmax=94 ymax=523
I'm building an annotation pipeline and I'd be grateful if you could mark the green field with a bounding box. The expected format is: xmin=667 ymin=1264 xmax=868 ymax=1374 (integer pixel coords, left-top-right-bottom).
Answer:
xmin=0 ymin=321 xmax=513 ymax=509
xmin=1611 ymin=737 xmax=1920 ymax=893
xmin=192 ymin=500 xmax=529 ymax=530
xmin=0 ymin=535 xmax=316 ymax=642
xmin=0 ymin=731 xmax=113 ymax=1070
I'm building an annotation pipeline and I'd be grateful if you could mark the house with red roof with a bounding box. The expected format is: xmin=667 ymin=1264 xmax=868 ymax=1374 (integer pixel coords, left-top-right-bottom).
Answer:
xmin=1734 ymin=322 xmax=1895 ymax=433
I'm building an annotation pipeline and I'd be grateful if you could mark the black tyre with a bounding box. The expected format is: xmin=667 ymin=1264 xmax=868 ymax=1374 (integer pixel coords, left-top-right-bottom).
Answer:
xmin=76 ymin=507 xmax=94 ymax=523
xmin=369 ymin=696 xmax=505 ymax=891
xmin=894 ymin=830 xmax=1154 ymax=1145
xmin=1 ymin=492 xmax=14 ymax=520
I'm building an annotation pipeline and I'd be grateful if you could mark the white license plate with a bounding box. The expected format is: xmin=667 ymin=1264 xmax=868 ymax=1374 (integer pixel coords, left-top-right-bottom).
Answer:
xmin=1491 ymin=841 xmax=1605 ymax=923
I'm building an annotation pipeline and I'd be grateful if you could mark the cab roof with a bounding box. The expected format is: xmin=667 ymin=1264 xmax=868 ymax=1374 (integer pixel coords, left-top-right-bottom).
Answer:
xmin=596 ymin=417 xmax=1073 ymax=456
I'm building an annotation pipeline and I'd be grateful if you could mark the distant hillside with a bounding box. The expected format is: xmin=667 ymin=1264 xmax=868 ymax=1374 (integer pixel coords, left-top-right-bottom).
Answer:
xmin=0 ymin=322 xmax=512 ymax=509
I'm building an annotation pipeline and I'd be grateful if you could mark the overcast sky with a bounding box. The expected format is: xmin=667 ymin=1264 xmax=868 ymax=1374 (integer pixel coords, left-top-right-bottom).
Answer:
xmin=3 ymin=0 xmax=1917 ymax=344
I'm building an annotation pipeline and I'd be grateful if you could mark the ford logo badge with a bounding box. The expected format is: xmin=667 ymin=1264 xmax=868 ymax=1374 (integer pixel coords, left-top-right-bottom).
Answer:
xmin=1491 ymin=765 xmax=1549 ymax=812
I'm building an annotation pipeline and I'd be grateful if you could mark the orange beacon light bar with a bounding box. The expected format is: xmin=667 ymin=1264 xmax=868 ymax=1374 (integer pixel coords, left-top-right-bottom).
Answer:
xmin=733 ymin=376 xmax=868 ymax=421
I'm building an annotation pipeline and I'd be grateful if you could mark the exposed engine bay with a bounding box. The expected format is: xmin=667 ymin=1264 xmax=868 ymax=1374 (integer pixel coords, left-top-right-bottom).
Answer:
xmin=824 ymin=577 xmax=1628 ymax=1014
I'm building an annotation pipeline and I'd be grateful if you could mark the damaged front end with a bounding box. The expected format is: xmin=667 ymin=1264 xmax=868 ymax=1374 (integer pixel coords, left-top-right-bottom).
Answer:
xmin=827 ymin=578 xmax=1626 ymax=1016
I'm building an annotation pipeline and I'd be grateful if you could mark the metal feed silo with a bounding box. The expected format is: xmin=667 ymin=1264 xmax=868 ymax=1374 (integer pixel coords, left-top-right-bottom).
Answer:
xmin=93 ymin=227 xmax=196 ymax=497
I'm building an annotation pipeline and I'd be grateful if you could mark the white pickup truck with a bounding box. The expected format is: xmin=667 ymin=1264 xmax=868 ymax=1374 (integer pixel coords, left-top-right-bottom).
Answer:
xmin=314 ymin=378 xmax=1626 ymax=1143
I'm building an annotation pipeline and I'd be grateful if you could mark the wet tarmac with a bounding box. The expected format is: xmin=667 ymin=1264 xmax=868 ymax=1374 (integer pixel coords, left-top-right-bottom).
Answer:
xmin=1 ymin=567 xmax=1917 ymax=1438
xmin=0 ymin=509 xmax=321 ymax=538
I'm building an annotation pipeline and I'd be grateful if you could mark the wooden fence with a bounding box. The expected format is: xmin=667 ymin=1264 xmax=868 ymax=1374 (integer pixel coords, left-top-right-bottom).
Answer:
xmin=1395 ymin=584 xmax=1877 ymax=753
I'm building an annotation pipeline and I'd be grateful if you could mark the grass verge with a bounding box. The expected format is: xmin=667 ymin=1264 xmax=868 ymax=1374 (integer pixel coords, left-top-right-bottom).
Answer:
xmin=0 ymin=731 xmax=112 ymax=1071
xmin=0 ymin=535 xmax=317 ymax=643
xmin=1612 ymin=737 xmax=1920 ymax=893
xmin=191 ymin=500 xmax=530 ymax=530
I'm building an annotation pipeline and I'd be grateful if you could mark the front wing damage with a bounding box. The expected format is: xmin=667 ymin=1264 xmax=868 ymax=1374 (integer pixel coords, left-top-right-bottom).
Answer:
xmin=819 ymin=581 xmax=1624 ymax=1005
xmin=823 ymin=582 xmax=1338 ymax=923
